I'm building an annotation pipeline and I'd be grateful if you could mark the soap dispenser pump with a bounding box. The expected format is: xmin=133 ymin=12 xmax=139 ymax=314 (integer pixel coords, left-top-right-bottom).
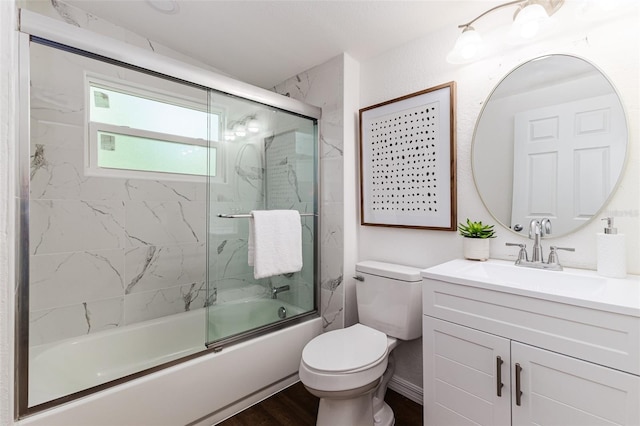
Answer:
xmin=597 ymin=217 xmax=626 ymax=278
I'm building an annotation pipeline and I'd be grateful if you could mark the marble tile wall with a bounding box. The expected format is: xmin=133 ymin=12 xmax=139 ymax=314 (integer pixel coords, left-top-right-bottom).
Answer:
xmin=273 ymin=56 xmax=345 ymax=331
xmin=28 ymin=42 xmax=209 ymax=346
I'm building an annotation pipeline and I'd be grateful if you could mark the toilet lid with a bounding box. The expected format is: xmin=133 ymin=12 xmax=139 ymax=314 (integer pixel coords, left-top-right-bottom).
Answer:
xmin=302 ymin=324 xmax=388 ymax=373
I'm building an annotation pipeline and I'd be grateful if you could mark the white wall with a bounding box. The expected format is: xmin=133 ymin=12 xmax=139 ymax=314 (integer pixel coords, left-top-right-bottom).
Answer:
xmin=359 ymin=0 xmax=640 ymax=387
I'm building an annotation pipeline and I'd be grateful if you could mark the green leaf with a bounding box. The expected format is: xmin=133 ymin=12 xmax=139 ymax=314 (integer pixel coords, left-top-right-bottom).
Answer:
xmin=458 ymin=218 xmax=496 ymax=238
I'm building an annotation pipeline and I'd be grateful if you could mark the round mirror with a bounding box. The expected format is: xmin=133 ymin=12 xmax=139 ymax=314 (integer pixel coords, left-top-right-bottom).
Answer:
xmin=472 ymin=54 xmax=627 ymax=238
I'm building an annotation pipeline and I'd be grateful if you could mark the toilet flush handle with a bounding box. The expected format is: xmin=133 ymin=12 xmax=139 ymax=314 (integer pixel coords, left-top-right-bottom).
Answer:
xmin=353 ymin=275 xmax=364 ymax=281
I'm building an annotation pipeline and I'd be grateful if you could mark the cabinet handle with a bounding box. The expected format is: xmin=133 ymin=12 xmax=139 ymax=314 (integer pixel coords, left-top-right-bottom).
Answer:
xmin=496 ymin=356 xmax=504 ymax=397
xmin=515 ymin=363 xmax=523 ymax=406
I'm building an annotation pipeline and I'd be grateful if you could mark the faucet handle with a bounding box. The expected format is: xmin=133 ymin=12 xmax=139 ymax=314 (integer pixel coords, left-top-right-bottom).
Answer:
xmin=547 ymin=246 xmax=575 ymax=266
xmin=506 ymin=242 xmax=528 ymax=264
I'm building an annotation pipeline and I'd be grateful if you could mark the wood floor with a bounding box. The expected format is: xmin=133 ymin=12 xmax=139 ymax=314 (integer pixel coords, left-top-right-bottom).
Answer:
xmin=218 ymin=381 xmax=423 ymax=426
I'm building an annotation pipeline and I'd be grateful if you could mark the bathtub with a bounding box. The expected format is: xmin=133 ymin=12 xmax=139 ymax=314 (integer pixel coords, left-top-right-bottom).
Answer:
xmin=208 ymin=298 xmax=306 ymax=341
xmin=24 ymin=299 xmax=321 ymax=425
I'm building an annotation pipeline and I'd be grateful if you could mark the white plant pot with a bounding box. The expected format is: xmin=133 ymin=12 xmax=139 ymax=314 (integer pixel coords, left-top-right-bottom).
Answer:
xmin=463 ymin=238 xmax=490 ymax=261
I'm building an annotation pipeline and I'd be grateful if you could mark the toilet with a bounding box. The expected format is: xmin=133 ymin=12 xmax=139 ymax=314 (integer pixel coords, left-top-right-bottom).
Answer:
xmin=299 ymin=260 xmax=423 ymax=426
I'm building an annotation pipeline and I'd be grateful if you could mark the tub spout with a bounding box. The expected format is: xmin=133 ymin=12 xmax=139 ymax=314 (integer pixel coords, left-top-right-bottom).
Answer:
xmin=271 ymin=285 xmax=290 ymax=299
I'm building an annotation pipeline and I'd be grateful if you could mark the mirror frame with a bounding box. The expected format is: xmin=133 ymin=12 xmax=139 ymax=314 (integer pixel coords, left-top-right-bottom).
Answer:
xmin=471 ymin=54 xmax=629 ymax=238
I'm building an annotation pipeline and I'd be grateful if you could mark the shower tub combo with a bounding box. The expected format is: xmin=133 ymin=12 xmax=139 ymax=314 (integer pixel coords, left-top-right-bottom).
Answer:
xmin=17 ymin=9 xmax=322 ymax=426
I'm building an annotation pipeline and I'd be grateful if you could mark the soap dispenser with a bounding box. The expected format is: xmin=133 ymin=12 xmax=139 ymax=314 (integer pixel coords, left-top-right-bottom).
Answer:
xmin=597 ymin=217 xmax=626 ymax=278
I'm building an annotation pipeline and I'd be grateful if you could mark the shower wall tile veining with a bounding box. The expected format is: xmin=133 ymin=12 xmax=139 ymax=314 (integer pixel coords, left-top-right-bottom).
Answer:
xmin=28 ymin=43 xmax=208 ymax=346
xmin=273 ymin=56 xmax=345 ymax=331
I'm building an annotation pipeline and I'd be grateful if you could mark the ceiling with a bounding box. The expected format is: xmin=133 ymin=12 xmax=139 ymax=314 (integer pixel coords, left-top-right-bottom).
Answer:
xmin=63 ymin=0 xmax=499 ymax=88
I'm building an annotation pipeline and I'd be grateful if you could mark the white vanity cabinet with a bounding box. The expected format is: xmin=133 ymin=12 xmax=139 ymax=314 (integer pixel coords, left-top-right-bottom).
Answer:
xmin=424 ymin=316 xmax=639 ymax=425
xmin=423 ymin=316 xmax=511 ymax=425
xmin=422 ymin=259 xmax=640 ymax=426
xmin=510 ymin=341 xmax=639 ymax=425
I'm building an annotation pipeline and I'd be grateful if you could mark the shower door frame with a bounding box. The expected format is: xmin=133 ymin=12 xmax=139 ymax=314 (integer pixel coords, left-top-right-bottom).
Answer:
xmin=15 ymin=9 xmax=321 ymax=419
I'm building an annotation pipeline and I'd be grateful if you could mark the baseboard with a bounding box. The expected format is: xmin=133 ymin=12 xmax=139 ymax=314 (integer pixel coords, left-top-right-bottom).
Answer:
xmin=388 ymin=375 xmax=423 ymax=406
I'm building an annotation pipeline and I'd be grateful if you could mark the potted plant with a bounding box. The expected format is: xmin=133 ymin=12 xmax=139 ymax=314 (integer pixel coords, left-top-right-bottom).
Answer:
xmin=458 ymin=218 xmax=496 ymax=261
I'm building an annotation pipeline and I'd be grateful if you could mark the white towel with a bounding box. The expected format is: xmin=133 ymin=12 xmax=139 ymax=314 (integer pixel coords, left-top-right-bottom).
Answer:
xmin=248 ymin=210 xmax=303 ymax=279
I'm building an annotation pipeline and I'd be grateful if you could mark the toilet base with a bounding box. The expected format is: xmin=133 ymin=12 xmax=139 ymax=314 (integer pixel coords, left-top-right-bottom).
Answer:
xmin=307 ymin=380 xmax=379 ymax=426
xmin=373 ymin=400 xmax=395 ymax=426
xmin=314 ymin=388 xmax=396 ymax=426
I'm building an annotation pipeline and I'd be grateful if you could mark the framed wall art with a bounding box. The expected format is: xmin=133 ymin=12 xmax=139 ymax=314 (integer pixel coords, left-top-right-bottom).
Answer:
xmin=359 ymin=82 xmax=457 ymax=230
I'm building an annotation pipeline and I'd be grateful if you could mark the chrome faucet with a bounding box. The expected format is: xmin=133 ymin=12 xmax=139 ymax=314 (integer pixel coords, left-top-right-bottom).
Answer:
xmin=271 ymin=285 xmax=290 ymax=299
xmin=507 ymin=218 xmax=574 ymax=271
xmin=528 ymin=218 xmax=552 ymax=262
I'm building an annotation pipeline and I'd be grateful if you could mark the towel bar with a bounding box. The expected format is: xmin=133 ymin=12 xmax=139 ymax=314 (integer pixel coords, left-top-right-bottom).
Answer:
xmin=218 ymin=213 xmax=316 ymax=219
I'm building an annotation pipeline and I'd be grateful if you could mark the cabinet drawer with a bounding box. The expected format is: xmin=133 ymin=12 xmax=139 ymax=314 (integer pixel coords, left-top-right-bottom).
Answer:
xmin=423 ymin=278 xmax=640 ymax=375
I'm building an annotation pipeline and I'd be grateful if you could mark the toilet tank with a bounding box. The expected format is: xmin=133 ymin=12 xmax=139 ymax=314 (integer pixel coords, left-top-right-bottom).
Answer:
xmin=355 ymin=261 xmax=423 ymax=340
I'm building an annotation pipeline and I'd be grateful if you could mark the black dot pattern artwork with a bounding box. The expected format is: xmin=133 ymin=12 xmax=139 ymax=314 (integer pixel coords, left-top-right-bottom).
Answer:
xmin=368 ymin=101 xmax=440 ymax=215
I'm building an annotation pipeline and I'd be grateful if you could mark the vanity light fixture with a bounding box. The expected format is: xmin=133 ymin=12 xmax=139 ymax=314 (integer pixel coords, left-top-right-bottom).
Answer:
xmin=447 ymin=0 xmax=564 ymax=64
xmin=227 ymin=114 xmax=261 ymax=140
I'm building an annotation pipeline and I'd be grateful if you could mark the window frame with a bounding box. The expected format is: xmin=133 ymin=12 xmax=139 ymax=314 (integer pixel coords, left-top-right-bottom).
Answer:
xmin=84 ymin=74 xmax=225 ymax=183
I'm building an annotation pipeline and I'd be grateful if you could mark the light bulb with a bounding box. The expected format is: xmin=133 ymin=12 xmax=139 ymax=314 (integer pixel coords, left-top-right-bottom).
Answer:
xmin=512 ymin=3 xmax=549 ymax=39
xmin=247 ymin=119 xmax=260 ymax=133
xmin=234 ymin=124 xmax=246 ymax=137
xmin=446 ymin=26 xmax=482 ymax=64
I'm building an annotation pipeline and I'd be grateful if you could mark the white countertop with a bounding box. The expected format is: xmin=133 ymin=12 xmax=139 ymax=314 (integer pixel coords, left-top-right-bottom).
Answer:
xmin=422 ymin=259 xmax=640 ymax=317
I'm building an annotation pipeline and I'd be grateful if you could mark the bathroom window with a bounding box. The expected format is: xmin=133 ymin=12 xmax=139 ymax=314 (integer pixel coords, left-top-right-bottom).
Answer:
xmin=86 ymin=76 xmax=223 ymax=182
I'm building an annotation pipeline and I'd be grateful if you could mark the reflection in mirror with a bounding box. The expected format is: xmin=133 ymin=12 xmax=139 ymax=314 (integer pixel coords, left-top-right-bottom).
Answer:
xmin=472 ymin=55 xmax=627 ymax=237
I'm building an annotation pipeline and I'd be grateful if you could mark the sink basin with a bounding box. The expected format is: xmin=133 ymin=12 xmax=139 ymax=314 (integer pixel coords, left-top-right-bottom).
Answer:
xmin=426 ymin=259 xmax=611 ymax=300
xmin=458 ymin=261 xmax=607 ymax=296
xmin=422 ymin=259 xmax=640 ymax=317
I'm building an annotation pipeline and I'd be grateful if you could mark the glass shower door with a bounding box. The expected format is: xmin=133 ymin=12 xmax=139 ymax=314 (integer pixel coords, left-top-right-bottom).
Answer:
xmin=25 ymin=40 xmax=212 ymax=409
xmin=206 ymin=91 xmax=318 ymax=346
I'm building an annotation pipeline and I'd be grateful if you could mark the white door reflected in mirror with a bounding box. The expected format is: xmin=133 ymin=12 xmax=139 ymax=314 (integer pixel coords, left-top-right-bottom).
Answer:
xmin=472 ymin=54 xmax=628 ymax=237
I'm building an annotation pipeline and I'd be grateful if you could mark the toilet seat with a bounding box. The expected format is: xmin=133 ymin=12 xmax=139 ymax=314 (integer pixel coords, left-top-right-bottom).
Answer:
xmin=303 ymin=324 xmax=388 ymax=373
xmin=299 ymin=324 xmax=391 ymax=392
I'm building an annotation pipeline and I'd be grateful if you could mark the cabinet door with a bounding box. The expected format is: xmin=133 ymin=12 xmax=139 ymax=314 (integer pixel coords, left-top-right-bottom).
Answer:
xmin=511 ymin=342 xmax=640 ymax=426
xmin=423 ymin=316 xmax=511 ymax=426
